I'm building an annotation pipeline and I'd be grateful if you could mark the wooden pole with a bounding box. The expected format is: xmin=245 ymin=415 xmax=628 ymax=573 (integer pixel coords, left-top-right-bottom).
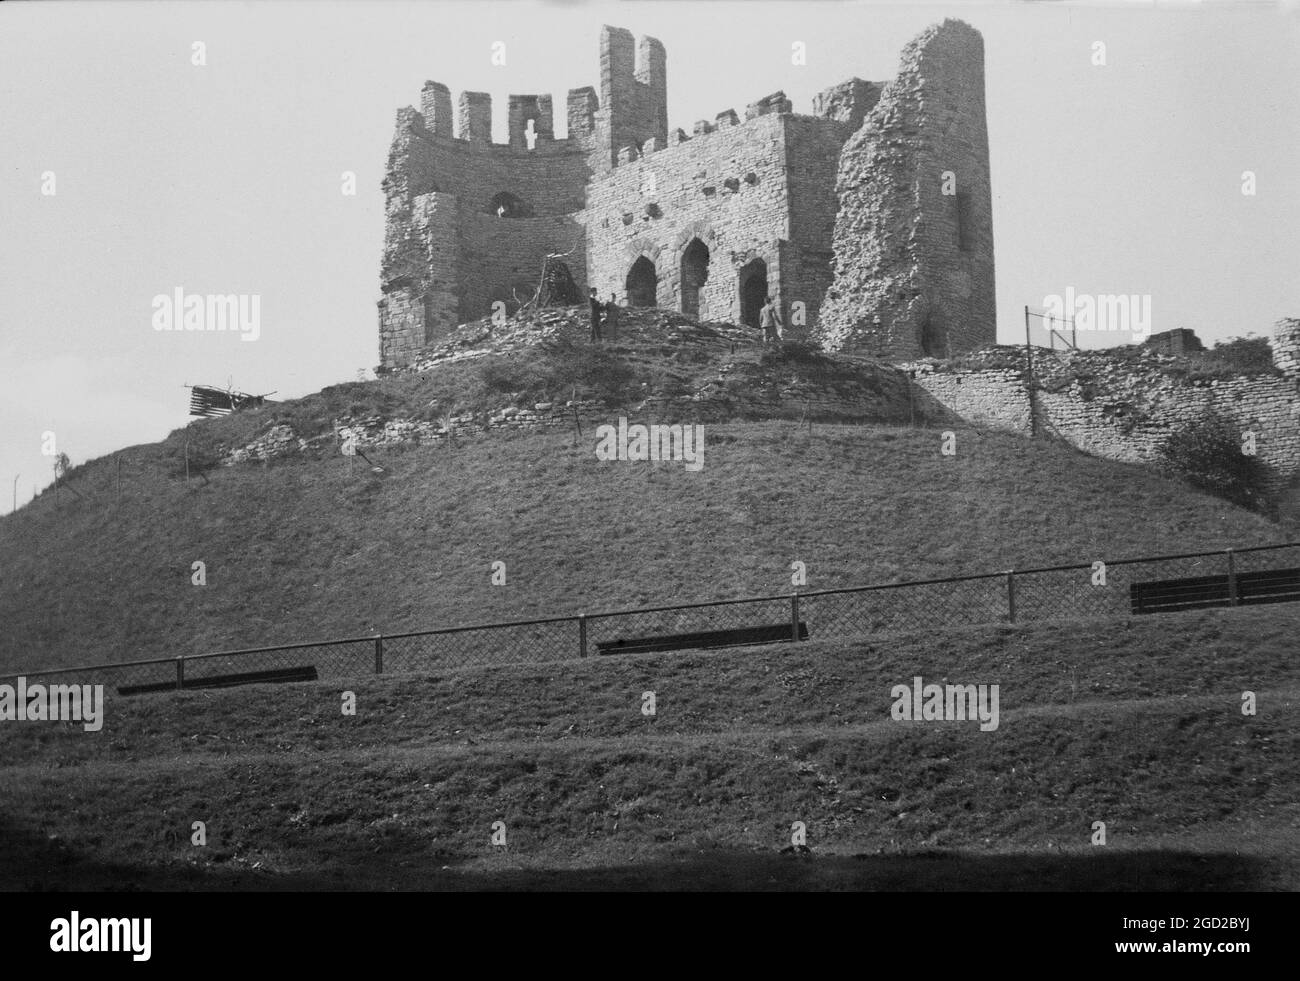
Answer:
xmin=1025 ymin=306 xmax=1036 ymax=438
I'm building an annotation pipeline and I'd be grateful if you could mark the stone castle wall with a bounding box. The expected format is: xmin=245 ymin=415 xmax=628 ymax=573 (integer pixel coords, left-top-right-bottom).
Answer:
xmin=782 ymin=114 xmax=861 ymax=333
xmin=378 ymin=106 xmax=594 ymax=366
xmin=905 ymin=346 xmax=1300 ymax=491
xmin=378 ymin=20 xmax=996 ymax=369
xmin=583 ymin=111 xmax=847 ymax=325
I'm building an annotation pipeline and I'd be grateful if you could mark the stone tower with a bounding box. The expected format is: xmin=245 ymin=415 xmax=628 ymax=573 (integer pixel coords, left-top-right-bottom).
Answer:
xmin=594 ymin=26 xmax=668 ymax=171
xmin=815 ymin=19 xmax=996 ymax=359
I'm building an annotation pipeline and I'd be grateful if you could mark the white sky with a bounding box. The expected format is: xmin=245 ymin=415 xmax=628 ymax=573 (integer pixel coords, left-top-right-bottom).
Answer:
xmin=1 ymin=0 xmax=1297 ymax=512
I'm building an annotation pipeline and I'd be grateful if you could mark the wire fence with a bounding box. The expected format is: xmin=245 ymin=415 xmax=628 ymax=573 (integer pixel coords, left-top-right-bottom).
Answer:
xmin=4 ymin=542 xmax=1298 ymax=695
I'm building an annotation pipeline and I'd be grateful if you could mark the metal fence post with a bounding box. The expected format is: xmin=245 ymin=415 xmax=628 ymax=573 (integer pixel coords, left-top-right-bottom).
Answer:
xmin=1226 ymin=549 xmax=1239 ymax=607
xmin=374 ymin=635 xmax=384 ymax=674
xmin=176 ymin=656 xmax=184 ymax=691
xmin=1006 ymin=570 xmax=1017 ymax=623
xmin=578 ymin=615 xmax=588 ymax=658
xmin=791 ymin=592 xmax=801 ymax=641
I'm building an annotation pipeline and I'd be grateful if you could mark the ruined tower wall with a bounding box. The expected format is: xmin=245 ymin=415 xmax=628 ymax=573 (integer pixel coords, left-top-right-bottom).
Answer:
xmin=582 ymin=112 xmax=795 ymax=322
xmin=379 ymin=102 xmax=594 ymax=366
xmin=817 ymin=19 xmax=995 ymax=359
xmin=459 ymin=212 xmax=587 ymax=323
xmin=434 ymin=140 xmax=590 ymax=218
xmin=785 ymin=116 xmax=854 ymax=249
xmin=378 ymin=190 xmax=465 ymax=368
xmin=782 ymin=115 xmax=857 ymax=333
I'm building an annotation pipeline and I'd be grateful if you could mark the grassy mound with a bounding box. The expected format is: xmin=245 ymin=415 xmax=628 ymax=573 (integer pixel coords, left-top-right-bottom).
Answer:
xmin=0 ymin=421 xmax=1285 ymax=674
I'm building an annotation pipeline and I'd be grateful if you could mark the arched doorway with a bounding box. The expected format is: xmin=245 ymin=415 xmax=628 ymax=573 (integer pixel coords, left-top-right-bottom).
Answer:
xmin=680 ymin=238 xmax=710 ymax=318
xmin=738 ymin=259 xmax=768 ymax=329
xmin=626 ymin=256 xmax=657 ymax=307
xmin=920 ymin=316 xmax=945 ymax=358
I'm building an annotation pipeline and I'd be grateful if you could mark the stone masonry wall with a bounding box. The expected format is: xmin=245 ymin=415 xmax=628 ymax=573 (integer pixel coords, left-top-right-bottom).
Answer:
xmin=582 ymin=110 xmax=860 ymax=331
xmin=1275 ymin=318 xmax=1300 ymax=377
xmin=783 ymin=114 xmax=858 ymax=333
xmin=583 ymin=112 xmax=791 ymax=324
xmin=817 ymin=19 xmax=995 ymax=359
xmin=458 ymin=211 xmax=587 ymax=323
xmin=904 ymin=346 xmax=1300 ymax=492
xmin=379 ymin=109 xmax=593 ymax=366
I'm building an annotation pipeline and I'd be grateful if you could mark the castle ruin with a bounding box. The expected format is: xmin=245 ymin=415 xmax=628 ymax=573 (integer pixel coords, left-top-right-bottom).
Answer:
xmin=378 ymin=20 xmax=995 ymax=368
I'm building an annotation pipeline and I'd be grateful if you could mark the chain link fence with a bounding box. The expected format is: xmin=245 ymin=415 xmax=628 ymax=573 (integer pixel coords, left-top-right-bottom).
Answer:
xmin=381 ymin=616 xmax=577 ymax=674
xmin=800 ymin=573 xmax=1010 ymax=640
xmin=3 ymin=543 xmax=1297 ymax=693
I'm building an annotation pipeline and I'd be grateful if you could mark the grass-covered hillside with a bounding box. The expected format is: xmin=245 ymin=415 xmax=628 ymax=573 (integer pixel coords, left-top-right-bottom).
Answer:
xmin=0 ymin=414 xmax=1288 ymax=675
xmin=2 ymin=606 xmax=1296 ymax=890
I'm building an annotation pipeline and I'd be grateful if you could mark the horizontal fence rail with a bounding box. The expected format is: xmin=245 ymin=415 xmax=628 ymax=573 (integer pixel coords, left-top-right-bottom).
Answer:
xmin=2 ymin=542 xmax=1297 ymax=693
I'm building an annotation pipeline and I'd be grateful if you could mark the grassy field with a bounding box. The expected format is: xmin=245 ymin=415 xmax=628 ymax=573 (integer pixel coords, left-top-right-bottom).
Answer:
xmin=1 ymin=605 xmax=1296 ymax=890
xmin=0 ymin=419 xmax=1289 ymax=675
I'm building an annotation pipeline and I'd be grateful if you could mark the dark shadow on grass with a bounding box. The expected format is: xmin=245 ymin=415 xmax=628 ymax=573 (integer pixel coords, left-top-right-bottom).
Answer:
xmin=0 ymin=813 xmax=187 ymax=893
xmin=0 ymin=827 xmax=1279 ymax=892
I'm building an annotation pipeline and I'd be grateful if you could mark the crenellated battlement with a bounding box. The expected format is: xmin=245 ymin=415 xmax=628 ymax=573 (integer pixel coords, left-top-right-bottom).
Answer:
xmin=624 ymin=87 xmax=847 ymax=160
xmin=416 ymin=81 xmax=598 ymax=149
xmin=412 ymin=46 xmax=863 ymax=162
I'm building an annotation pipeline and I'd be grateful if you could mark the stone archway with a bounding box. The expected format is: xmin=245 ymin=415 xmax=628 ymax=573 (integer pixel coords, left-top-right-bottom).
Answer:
xmin=738 ymin=258 xmax=768 ymax=329
xmin=680 ymin=238 xmax=710 ymax=318
xmin=626 ymin=256 xmax=657 ymax=307
xmin=920 ymin=315 xmax=946 ymax=358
